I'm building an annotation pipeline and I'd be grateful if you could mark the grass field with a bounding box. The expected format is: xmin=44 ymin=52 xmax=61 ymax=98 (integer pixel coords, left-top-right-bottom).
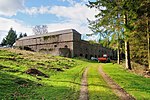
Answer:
xmin=1 ymin=48 xmax=150 ymax=99
xmin=102 ymin=63 xmax=150 ymax=100
xmin=0 ymin=48 xmax=87 ymax=99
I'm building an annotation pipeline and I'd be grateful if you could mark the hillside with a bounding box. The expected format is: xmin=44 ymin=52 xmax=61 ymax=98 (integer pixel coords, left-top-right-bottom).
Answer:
xmin=0 ymin=48 xmax=150 ymax=100
xmin=0 ymin=48 xmax=87 ymax=99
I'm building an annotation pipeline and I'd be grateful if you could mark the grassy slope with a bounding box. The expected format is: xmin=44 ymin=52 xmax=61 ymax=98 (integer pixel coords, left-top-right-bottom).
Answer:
xmin=87 ymin=63 xmax=119 ymax=100
xmin=1 ymin=49 xmax=150 ymax=99
xmin=0 ymin=49 xmax=87 ymax=100
xmin=102 ymin=63 xmax=150 ymax=100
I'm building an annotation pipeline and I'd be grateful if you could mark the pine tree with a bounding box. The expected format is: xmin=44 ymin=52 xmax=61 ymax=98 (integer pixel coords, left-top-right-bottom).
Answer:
xmin=1 ymin=38 xmax=7 ymax=46
xmin=23 ymin=33 xmax=27 ymax=37
xmin=18 ymin=33 xmax=23 ymax=39
xmin=87 ymin=0 xmax=144 ymax=69
xmin=5 ymin=28 xmax=17 ymax=46
xmin=129 ymin=0 xmax=150 ymax=68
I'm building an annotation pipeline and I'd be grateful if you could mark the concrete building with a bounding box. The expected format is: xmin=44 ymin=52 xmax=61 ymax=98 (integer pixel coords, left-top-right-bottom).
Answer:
xmin=15 ymin=29 xmax=117 ymax=59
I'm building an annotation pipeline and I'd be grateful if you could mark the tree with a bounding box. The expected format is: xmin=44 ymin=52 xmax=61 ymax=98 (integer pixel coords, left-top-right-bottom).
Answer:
xmin=87 ymin=0 xmax=142 ymax=69
xmin=87 ymin=0 xmax=124 ymax=65
xmin=1 ymin=38 xmax=7 ymax=46
xmin=23 ymin=33 xmax=27 ymax=37
xmin=4 ymin=28 xmax=17 ymax=46
xmin=130 ymin=0 xmax=150 ymax=68
xmin=33 ymin=25 xmax=48 ymax=35
xmin=18 ymin=33 xmax=27 ymax=39
xmin=18 ymin=33 xmax=23 ymax=39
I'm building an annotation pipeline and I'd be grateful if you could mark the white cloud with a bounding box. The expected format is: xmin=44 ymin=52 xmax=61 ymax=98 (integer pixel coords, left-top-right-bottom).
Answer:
xmin=48 ymin=3 xmax=98 ymax=40
xmin=24 ymin=3 xmax=97 ymax=21
xmin=24 ymin=3 xmax=98 ymax=30
xmin=0 ymin=0 xmax=99 ymax=42
xmin=49 ymin=3 xmax=97 ymax=21
xmin=0 ymin=0 xmax=24 ymax=16
xmin=0 ymin=17 xmax=32 ymax=42
xmin=23 ymin=2 xmax=98 ymax=41
xmin=47 ymin=21 xmax=91 ymax=34
xmin=24 ymin=6 xmax=50 ymax=15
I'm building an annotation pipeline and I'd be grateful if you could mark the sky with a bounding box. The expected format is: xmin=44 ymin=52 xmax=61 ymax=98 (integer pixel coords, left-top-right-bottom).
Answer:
xmin=0 ymin=0 xmax=99 ymax=42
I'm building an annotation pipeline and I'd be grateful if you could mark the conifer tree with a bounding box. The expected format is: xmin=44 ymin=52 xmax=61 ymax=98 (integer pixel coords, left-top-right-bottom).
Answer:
xmin=2 ymin=28 xmax=17 ymax=47
xmin=87 ymin=0 xmax=142 ymax=69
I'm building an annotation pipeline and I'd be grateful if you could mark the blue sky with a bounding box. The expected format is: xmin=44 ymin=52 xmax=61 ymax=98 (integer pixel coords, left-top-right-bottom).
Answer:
xmin=0 ymin=0 xmax=98 ymax=42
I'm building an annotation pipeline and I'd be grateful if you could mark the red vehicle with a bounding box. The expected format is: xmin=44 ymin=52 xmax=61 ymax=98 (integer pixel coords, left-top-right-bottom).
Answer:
xmin=98 ymin=54 xmax=110 ymax=63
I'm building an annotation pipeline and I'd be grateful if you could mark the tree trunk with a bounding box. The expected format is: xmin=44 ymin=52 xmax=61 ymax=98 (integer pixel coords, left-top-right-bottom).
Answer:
xmin=147 ymin=16 xmax=150 ymax=69
xmin=124 ymin=13 xmax=131 ymax=70
xmin=117 ymin=47 xmax=120 ymax=64
xmin=148 ymin=33 xmax=150 ymax=69
xmin=125 ymin=41 xmax=131 ymax=70
xmin=117 ymin=36 xmax=120 ymax=64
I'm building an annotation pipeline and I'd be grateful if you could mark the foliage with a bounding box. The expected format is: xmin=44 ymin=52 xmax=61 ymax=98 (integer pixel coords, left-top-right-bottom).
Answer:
xmin=1 ymin=28 xmax=17 ymax=46
xmin=18 ymin=33 xmax=27 ymax=40
xmin=129 ymin=0 xmax=150 ymax=66
xmin=87 ymin=0 xmax=149 ymax=68
xmin=1 ymin=38 xmax=7 ymax=46
xmin=18 ymin=33 xmax=23 ymax=39
xmin=23 ymin=33 xmax=27 ymax=37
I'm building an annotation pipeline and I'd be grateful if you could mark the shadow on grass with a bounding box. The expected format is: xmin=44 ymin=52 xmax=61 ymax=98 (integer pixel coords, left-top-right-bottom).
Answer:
xmin=0 ymin=71 xmax=81 ymax=100
xmin=0 ymin=71 xmax=41 ymax=99
xmin=89 ymin=89 xmax=119 ymax=100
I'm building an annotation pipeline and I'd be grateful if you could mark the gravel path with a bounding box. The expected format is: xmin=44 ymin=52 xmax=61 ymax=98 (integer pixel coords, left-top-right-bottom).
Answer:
xmin=98 ymin=66 xmax=135 ymax=100
xmin=79 ymin=67 xmax=88 ymax=100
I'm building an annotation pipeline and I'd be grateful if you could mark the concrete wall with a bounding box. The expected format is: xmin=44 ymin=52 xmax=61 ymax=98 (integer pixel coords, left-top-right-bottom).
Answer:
xmin=15 ymin=31 xmax=74 ymax=57
xmin=15 ymin=29 xmax=116 ymax=59
xmin=73 ymin=40 xmax=116 ymax=59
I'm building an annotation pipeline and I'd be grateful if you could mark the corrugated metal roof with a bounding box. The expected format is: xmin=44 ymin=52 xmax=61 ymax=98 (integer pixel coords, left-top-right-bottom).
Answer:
xmin=19 ymin=29 xmax=80 ymax=40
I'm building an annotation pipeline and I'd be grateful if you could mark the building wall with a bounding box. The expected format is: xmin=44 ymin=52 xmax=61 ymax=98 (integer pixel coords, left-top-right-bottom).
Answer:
xmin=73 ymin=40 xmax=117 ymax=59
xmin=15 ymin=29 xmax=116 ymax=59
xmin=74 ymin=41 xmax=99 ymax=59
xmin=15 ymin=32 xmax=74 ymax=57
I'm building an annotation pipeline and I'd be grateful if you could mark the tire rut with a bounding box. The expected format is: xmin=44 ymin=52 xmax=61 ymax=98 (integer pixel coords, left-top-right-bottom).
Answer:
xmin=98 ymin=66 xmax=135 ymax=100
xmin=79 ymin=67 xmax=88 ymax=100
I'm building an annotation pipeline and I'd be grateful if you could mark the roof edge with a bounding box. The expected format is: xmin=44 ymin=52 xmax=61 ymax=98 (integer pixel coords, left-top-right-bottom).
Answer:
xmin=19 ymin=29 xmax=80 ymax=40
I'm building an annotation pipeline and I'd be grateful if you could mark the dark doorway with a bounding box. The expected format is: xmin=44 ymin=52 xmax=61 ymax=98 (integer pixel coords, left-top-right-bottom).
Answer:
xmin=80 ymin=54 xmax=83 ymax=57
xmin=85 ymin=54 xmax=88 ymax=58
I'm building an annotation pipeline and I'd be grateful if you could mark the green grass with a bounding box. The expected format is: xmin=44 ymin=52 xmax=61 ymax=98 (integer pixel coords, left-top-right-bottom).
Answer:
xmin=87 ymin=63 xmax=119 ymax=100
xmin=102 ymin=63 xmax=150 ymax=100
xmin=1 ymin=48 xmax=150 ymax=99
xmin=0 ymin=48 xmax=87 ymax=99
xmin=32 ymin=61 xmax=87 ymax=100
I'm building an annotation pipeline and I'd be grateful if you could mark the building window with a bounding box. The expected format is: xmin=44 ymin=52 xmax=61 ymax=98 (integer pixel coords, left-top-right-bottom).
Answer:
xmin=54 ymin=45 xmax=57 ymax=47
xmin=80 ymin=54 xmax=83 ymax=57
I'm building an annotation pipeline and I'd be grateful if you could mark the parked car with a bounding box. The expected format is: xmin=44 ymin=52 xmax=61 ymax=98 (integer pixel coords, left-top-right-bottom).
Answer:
xmin=91 ymin=57 xmax=98 ymax=61
xmin=98 ymin=54 xmax=110 ymax=63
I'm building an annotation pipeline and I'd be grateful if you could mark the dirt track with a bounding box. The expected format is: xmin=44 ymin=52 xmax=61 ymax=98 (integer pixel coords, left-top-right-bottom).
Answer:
xmin=98 ymin=66 xmax=135 ymax=100
xmin=79 ymin=67 xmax=88 ymax=100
